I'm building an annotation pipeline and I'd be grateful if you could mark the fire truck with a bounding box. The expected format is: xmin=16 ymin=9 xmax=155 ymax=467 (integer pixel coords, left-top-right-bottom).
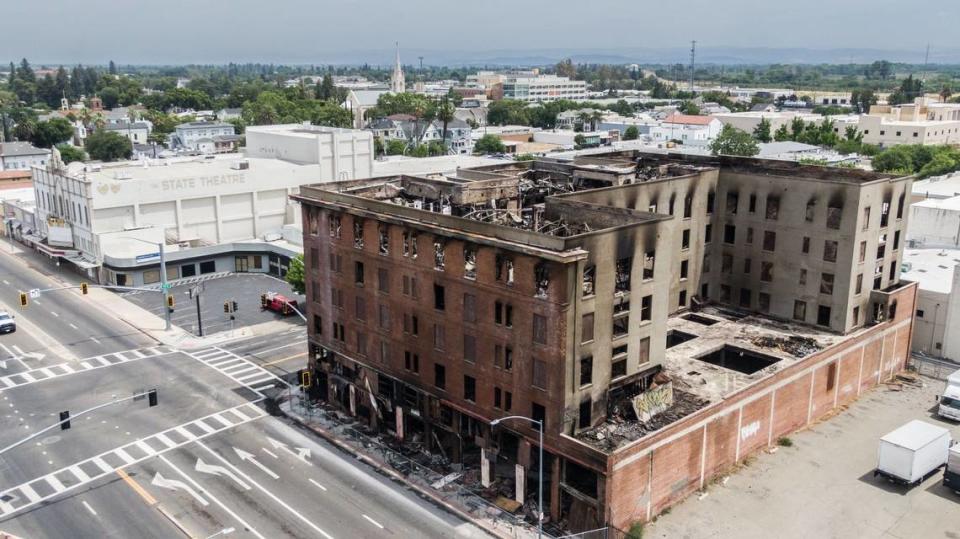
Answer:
xmin=260 ymin=292 xmax=299 ymax=316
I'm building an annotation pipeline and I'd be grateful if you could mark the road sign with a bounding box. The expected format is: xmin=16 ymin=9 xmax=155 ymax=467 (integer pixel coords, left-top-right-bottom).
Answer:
xmin=135 ymin=252 xmax=161 ymax=263
xmin=161 ymin=283 xmax=172 ymax=290
xmin=28 ymin=289 xmax=40 ymax=299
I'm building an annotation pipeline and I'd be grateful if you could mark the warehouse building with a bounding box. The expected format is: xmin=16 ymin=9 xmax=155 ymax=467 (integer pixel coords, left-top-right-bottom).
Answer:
xmin=294 ymin=152 xmax=916 ymax=533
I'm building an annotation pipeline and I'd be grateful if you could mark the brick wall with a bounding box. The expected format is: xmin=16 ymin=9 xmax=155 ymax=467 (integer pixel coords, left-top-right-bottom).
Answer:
xmin=603 ymin=282 xmax=917 ymax=529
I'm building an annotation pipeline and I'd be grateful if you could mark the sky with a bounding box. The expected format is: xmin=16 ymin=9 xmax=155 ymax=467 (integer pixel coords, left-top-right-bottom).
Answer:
xmin=6 ymin=0 xmax=959 ymax=65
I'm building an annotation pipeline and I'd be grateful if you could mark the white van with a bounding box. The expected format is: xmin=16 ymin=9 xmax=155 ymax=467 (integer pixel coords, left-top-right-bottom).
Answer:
xmin=938 ymin=370 xmax=960 ymax=422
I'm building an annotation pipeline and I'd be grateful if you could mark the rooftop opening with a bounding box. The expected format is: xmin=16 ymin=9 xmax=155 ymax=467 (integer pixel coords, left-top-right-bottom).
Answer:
xmin=666 ymin=329 xmax=697 ymax=349
xmin=693 ymin=345 xmax=782 ymax=375
xmin=682 ymin=313 xmax=719 ymax=326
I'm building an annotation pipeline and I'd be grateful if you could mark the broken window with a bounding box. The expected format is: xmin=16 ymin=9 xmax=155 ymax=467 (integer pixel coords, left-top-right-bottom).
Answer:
xmin=802 ymin=237 xmax=810 ymax=254
xmin=722 ymin=253 xmax=733 ymax=273
xmin=681 ymin=229 xmax=690 ymax=250
xmin=817 ymin=305 xmax=831 ymax=327
xmin=378 ymin=226 xmax=389 ymax=255
xmin=793 ymin=300 xmax=807 ymax=322
xmin=534 ymin=262 xmax=550 ymax=298
xmin=463 ymin=334 xmax=476 ymax=362
xmin=641 ymin=295 xmax=652 ymax=321
xmin=724 ymin=224 xmax=736 ymax=244
xmin=582 ymin=265 xmax=596 ymax=296
xmin=683 ymin=195 xmax=693 ymax=218
xmin=823 ymin=240 xmax=838 ymax=263
xmin=494 ymin=387 xmax=502 ymax=409
xmin=763 ymin=231 xmax=777 ymax=252
xmin=531 ymin=402 xmax=546 ymax=426
xmin=611 ymin=359 xmax=627 ymax=378
xmin=679 ymin=289 xmax=687 ymax=306
xmin=746 ymin=227 xmax=754 ymax=245
xmin=859 ymin=241 xmax=867 ymax=263
xmin=612 ymin=315 xmax=629 ymax=337
xmin=744 ymin=258 xmax=752 ymax=274
xmin=758 ymin=292 xmax=771 ymax=312
xmin=680 ymin=259 xmax=688 ymax=279
xmin=820 ymin=273 xmax=834 ymax=295
xmin=668 ymin=194 xmax=676 ymax=215
xmin=495 ymin=254 xmax=514 ymax=285
xmin=720 ymin=285 xmax=732 ymax=302
xmin=463 ymin=375 xmax=476 ymax=402
xmin=613 ymin=343 xmax=628 ymax=357
xmin=739 ymin=288 xmax=751 ymax=308
xmin=615 ymin=257 xmax=632 ymax=292
xmin=748 ymin=193 xmax=757 ymax=213
xmin=354 ymin=261 xmax=365 ymax=285
xmin=799 ymin=268 xmax=807 ymax=286
xmin=877 ymin=233 xmax=887 ymax=259
xmin=893 ymin=230 xmax=900 ymax=251
xmin=579 ymin=399 xmax=592 ymax=429
xmin=378 ymin=268 xmax=389 ymax=292
xmin=706 ymin=191 xmax=715 ymax=214
xmin=353 ymin=218 xmax=364 ymax=249
xmin=504 ymin=346 xmax=513 ymax=371
xmin=761 ymin=261 xmax=773 ymax=282
xmin=433 ymin=239 xmax=445 ymax=270
xmin=827 ymin=204 xmax=842 ymax=229
xmin=704 ymin=223 xmax=712 ymax=243
xmin=463 ymin=244 xmax=477 ymax=279
xmin=329 ymin=214 xmax=341 ymax=238
xmin=643 ymin=251 xmax=655 ymax=280
xmin=434 ymin=364 xmax=446 ymax=390
xmin=805 ymin=200 xmax=816 ymax=222
xmin=579 ymin=356 xmax=593 ymax=386
xmin=855 ymin=273 xmax=863 ymax=294
xmin=896 ymin=192 xmax=905 ymax=219
xmin=880 ymin=200 xmax=890 ymax=228
xmin=862 ymin=206 xmax=871 ymax=230
xmin=765 ymin=195 xmax=780 ymax=220
xmin=434 ymin=283 xmax=445 ymax=310
xmin=404 ymin=351 xmax=420 ymax=373
xmin=726 ymin=192 xmax=739 ymax=214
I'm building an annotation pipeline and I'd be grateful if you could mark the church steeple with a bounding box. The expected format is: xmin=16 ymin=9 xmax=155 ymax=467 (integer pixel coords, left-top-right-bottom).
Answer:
xmin=390 ymin=42 xmax=406 ymax=93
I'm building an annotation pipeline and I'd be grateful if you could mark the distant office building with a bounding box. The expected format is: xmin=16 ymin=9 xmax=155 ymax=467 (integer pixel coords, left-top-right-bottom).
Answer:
xmin=502 ymin=74 xmax=588 ymax=102
xmin=859 ymin=98 xmax=960 ymax=148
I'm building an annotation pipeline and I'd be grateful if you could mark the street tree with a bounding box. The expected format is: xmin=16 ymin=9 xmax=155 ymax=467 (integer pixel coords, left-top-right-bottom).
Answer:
xmin=473 ymin=134 xmax=505 ymax=154
xmin=709 ymin=124 xmax=759 ymax=156
xmin=30 ymin=118 xmax=75 ymax=148
xmin=623 ymin=125 xmax=639 ymax=140
xmin=286 ymin=254 xmax=306 ymax=295
xmin=753 ymin=117 xmax=772 ymax=143
xmin=56 ymin=144 xmax=85 ymax=164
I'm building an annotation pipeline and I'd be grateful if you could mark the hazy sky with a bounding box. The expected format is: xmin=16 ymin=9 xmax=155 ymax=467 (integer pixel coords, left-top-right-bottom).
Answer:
xmin=7 ymin=0 xmax=958 ymax=65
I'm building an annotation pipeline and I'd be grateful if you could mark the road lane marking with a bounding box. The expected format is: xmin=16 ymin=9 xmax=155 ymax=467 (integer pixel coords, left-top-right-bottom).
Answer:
xmin=45 ymin=474 xmax=66 ymax=493
xmin=68 ymin=465 xmax=90 ymax=482
xmin=82 ymin=500 xmax=98 ymax=516
xmin=185 ymin=346 xmax=290 ymax=395
xmin=114 ymin=448 xmax=135 ymax=465
xmin=19 ymin=484 xmax=41 ymax=503
xmin=151 ymin=472 xmax=208 ymax=506
xmin=90 ymin=337 xmax=101 ymax=344
xmin=234 ymin=447 xmax=279 ymax=479
xmin=262 ymin=448 xmax=279 ymax=459
xmin=92 ymin=457 xmax=113 ymax=474
xmin=0 ymin=346 xmax=175 ymax=392
xmin=262 ymin=352 xmax=307 ymax=367
xmin=49 ymin=311 xmax=58 ymax=318
xmin=267 ymin=437 xmax=312 ymax=466
xmin=195 ymin=458 xmax=251 ymax=490
xmin=68 ymin=323 xmax=78 ymax=330
xmin=160 ymin=455 xmax=265 ymax=539
xmin=308 ymin=478 xmax=327 ymax=491
xmin=117 ymin=468 xmax=157 ymax=506
xmin=363 ymin=514 xmax=385 ymax=529
xmin=198 ymin=441 xmax=334 ymax=539
xmin=2 ymin=280 xmax=8 ymax=285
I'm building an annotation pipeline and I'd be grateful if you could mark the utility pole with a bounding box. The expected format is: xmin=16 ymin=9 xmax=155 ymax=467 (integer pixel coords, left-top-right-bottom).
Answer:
xmin=159 ymin=241 xmax=171 ymax=331
xmin=689 ymin=40 xmax=697 ymax=94
xmin=190 ymin=286 xmax=204 ymax=337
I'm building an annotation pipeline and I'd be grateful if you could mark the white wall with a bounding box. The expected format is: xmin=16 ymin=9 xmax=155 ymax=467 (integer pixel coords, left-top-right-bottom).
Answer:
xmin=907 ymin=202 xmax=960 ymax=248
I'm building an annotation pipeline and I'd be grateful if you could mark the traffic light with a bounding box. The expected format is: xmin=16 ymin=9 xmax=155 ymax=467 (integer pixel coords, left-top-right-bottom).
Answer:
xmin=147 ymin=389 xmax=158 ymax=407
xmin=282 ymin=303 xmax=291 ymax=315
xmin=80 ymin=282 xmax=89 ymax=295
xmin=300 ymin=370 xmax=312 ymax=388
xmin=260 ymin=293 xmax=268 ymax=308
xmin=232 ymin=301 xmax=238 ymax=312
xmin=223 ymin=301 xmax=230 ymax=313
xmin=166 ymin=295 xmax=175 ymax=309
xmin=59 ymin=411 xmax=71 ymax=430
xmin=18 ymin=292 xmax=27 ymax=308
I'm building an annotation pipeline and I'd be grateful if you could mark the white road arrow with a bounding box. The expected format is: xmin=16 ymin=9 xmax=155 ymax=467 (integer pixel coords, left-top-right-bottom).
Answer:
xmin=21 ymin=352 xmax=45 ymax=361
xmin=151 ymin=472 xmax=209 ymax=506
xmin=195 ymin=457 xmax=251 ymax=490
xmin=266 ymin=436 xmax=312 ymax=466
xmin=233 ymin=447 xmax=279 ymax=479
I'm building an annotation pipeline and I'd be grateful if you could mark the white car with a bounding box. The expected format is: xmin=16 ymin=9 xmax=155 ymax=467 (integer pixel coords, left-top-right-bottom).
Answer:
xmin=0 ymin=312 xmax=15 ymax=334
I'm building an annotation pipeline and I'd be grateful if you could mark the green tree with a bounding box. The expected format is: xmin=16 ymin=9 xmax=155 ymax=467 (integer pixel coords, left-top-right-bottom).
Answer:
xmin=623 ymin=125 xmax=639 ymax=141
xmin=435 ymin=95 xmax=455 ymax=151
xmin=679 ymin=101 xmax=700 ymax=115
xmin=555 ymin=58 xmax=577 ymax=79
xmin=56 ymin=144 xmax=85 ymax=164
xmin=108 ymin=60 xmax=117 ymax=75
xmin=285 ymin=254 xmax=305 ymax=295
xmin=773 ymin=124 xmax=791 ymax=142
xmin=85 ymin=130 xmax=132 ymax=161
xmin=918 ymin=151 xmax=959 ymax=178
xmin=752 ymin=117 xmax=772 ymax=143
xmin=386 ymin=139 xmax=407 ymax=155
xmin=30 ymin=118 xmax=75 ymax=148
xmin=474 ymin=134 xmax=506 ymax=154
xmin=709 ymin=124 xmax=759 ymax=156
xmin=487 ymin=99 xmax=530 ymax=126
xmin=99 ymin=87 xmax=121 ymax=109
xmin=871 ymin=145 xmax=915 ymax=173
xmin=573 ymin=133 xmax=586 ymax=148
xmin=312 ymin=102 xmax=353 ymax=128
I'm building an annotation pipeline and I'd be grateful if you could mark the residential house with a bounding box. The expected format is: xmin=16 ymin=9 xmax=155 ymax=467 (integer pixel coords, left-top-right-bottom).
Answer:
xmin=170 ymin=121 xmax=236 ymax=151
xmin=649 ymin=114 xmax=723 ymax=146
xmin=0 ymin=142 xmax=51 ymax=171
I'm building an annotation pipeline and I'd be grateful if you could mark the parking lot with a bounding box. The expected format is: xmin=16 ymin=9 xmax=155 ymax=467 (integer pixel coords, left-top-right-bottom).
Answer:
xmin=122 ymin=273 xmax=306 ymax=335
xmin=647 ymin=374 xmax=960 ymax=539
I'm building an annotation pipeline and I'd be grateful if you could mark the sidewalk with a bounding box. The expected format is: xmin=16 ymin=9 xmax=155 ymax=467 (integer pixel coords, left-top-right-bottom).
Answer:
xmin=280 ymin=397 xmax=544 ymax=539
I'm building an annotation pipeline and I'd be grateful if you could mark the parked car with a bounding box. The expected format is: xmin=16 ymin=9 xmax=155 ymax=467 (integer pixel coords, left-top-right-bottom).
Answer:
xmin=937 ymin=370 xmax=960 ymax=421
xmin=0 ymin=311 xmax=15 ymax=334
xmin=875 ymin=420 xmax=952 ymax=485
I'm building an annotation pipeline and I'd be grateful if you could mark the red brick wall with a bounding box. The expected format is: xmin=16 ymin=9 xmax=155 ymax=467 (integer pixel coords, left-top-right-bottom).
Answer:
xmin=603 ymin=281 xmax=917 ymax=529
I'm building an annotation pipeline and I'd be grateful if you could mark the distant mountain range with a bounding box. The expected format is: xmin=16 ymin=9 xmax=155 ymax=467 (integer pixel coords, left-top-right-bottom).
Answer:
xmin=317 ymin=46 xmax=960 ymax=67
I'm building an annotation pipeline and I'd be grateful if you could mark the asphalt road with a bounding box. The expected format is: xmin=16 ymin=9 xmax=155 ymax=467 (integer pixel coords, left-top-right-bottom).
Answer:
xmin=0 ymin=249 xmax=486 ymax=539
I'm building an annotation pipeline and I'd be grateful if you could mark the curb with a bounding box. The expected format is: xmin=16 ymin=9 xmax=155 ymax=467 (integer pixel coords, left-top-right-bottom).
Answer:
xmin=281 ymin=408 xmax=515 ymax=539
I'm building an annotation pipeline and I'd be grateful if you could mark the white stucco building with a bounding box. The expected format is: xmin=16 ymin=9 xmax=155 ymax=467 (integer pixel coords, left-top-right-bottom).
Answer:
xmin=171 ymin=121 xmax=236 ymax=151
xmin=859 ymin=98 xmax=960 ymax=148
xmin=649 ymin=114 xmax=723 ymax=146
xmin=102 ymin=122 xmax=151 ymax=145
xmin=901 ymin=249 xmax=960 ymax=361
xmin=28 ymin=123 xmax=375 ymax=285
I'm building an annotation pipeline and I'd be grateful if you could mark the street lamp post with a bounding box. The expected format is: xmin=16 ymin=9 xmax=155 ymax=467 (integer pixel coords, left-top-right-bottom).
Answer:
xmin=120 ymin=237 xmax=171 ymax=331
xmin=490 ymin=415 xmax=543 ymax=539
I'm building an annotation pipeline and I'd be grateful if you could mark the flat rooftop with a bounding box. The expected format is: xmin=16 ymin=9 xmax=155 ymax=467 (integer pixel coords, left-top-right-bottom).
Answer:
xmin=576 ymin=305 xmax=847 ymax=452
xmin=66 ymin=155 xmax=319 ymax=183
xmin=913 ymin=173 xmax=960 ymax=199
xmin=901 ymin=248 xmax=960 ymax=294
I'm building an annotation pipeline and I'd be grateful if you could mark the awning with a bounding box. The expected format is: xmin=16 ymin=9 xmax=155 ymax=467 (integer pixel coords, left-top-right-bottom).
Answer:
xmin=21 ymin=232 xmax=43 ymax=245
xmin=64 ymin=254 xmax=100 ymax=270
xmin=33 ymin=241 xmax=77 ymax=258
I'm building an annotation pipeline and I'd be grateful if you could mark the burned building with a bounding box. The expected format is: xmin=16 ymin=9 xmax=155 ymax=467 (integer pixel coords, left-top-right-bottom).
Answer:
xmin=293 ymin=152 xmax=917 ymax=533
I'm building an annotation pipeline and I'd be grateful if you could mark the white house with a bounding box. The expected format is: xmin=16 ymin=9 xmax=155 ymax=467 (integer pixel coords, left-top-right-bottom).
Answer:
xmin=649 ymin=114 xmax=723 ymax=146
xmin=171 ymin=121 xmax=236 ymax=151
xmin=102 ymin=122 xmax=151 ymax=145
xmin=0 ymin=142 xmax=51 ymax=171
xmin=901 ymin=249 xmax=960 ymax=361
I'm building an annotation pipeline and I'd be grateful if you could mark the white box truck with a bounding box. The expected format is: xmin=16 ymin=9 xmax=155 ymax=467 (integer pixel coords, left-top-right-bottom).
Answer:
xmin=875 ymin=420 xmax=952 ymax=485
xmin=938 ymin=370 xmax=960 ymax=422
xmin=944 ymin=444 xmax=960 ymax=494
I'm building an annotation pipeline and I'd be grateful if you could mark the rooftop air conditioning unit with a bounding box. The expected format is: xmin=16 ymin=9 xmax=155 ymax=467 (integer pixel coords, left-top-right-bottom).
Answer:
xmin=230 ymin=160 xmax=250 ymax=170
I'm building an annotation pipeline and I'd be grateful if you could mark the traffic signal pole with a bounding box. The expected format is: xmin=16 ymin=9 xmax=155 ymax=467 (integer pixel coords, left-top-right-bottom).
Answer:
xmin=159 ymin=241 xmax=171 ymax=331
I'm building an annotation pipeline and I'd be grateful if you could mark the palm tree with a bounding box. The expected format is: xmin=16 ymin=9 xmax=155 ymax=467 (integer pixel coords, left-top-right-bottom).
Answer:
xmin=941 ymin=85 xmax=953 ymax=103
xmin=435 ymin=95 xmax=455 ymax=154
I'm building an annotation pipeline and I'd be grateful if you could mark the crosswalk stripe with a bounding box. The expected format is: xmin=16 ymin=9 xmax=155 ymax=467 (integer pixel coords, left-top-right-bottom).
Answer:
xmin=68 ymin=465 xmax=90 ymax=482
xmin=225 ymin=364 xmax=258 ymax=375
xmin=175 ymin=426 xmax=197 ymax=441
xmin=0 ymin=377 xmax=13 ymax=387
xmin=114 ymin=448 xmax=135 ymax=465
xmin=57 ymin=364 xmax=76 ymax=374
xmin=237 ymin=371 xmax=273 ymax=382
xmin=45 ymin=475 xmax=66 ymax=493
xmin=193 ymin=419 xmax=216 ymax=434
xmin=19 ymin=484 xmax=40 ymax=503
xmin=19 ymin=372 xmax=35 ymax=382
xmin=136 ymin=440 xmax=158 ymax=456
xmin=92 ymin=457 xmax=113 ymax=474
xmin=154 ymin=433 xmax=176 ymax=449
xmin=252 ymin=384 xmax=275 ymax=392
xmin=209 ymin=413 xmax=234 ymax=428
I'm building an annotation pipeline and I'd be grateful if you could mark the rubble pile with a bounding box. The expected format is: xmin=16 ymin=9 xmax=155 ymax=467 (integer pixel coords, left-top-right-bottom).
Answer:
xmin=577 ymin=389 xmax=709 ymax=451
xmin=750 ymin=335 xmax=822 ymax=358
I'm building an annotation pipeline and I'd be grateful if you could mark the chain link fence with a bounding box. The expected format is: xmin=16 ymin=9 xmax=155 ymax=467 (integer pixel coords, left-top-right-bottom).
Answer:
xmin=910 ymin=354 xmax=959 ymax=381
